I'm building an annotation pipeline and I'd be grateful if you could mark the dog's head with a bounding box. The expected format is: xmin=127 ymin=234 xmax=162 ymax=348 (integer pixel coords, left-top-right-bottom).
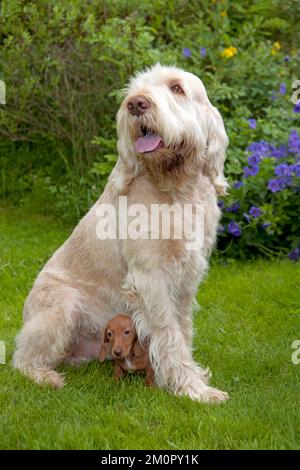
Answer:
xmin=99 ymin=314 xmax=136 ymax=362
xmin=116 ymin=63 xmax=228 ymax=194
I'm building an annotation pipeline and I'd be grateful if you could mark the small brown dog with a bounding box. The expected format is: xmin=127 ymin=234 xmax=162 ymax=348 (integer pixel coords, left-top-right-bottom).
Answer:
xmin=99 ymin=314 xmax=154 ymax=386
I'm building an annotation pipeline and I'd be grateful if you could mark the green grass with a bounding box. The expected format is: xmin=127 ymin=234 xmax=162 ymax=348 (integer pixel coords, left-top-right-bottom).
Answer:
xmin=0 ymin=206 xmax=299 ymax=450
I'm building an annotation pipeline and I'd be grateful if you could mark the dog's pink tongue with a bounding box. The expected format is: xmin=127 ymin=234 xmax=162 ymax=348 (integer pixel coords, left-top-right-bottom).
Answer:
xmin=134 ymin=132 xmax=162 ymax=153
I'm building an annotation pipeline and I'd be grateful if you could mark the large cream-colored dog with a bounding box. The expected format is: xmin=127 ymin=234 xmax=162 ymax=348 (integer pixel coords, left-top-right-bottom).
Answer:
xmin=13 ymin=64 xmax=229 ymax=403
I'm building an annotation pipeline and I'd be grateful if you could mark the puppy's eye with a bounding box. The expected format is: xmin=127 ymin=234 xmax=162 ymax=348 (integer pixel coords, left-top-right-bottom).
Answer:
xmin=171 ymin=84 xmax=184 ymax=94
xmin=124 ymin=330 xmax=131 ymax=335
xmin=107 ymin=331 xmax=112 ymax=338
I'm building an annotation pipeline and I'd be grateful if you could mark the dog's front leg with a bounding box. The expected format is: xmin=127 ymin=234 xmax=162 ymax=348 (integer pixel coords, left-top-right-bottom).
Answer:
xmin=114 ymin=363 xmax=126 ymax=380
xmin=175 ymin=258 xmax=208 ymax=350
xmin=129 ymin=268 xmax=228 ymax=404
xmin=175 ymin=290 xmax=195 ymax=349
xmin=144 ymin=364 xmax=155 ymax=387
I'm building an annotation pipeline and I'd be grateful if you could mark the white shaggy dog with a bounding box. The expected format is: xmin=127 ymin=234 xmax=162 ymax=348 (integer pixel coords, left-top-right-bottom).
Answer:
xmin=13 ymin=64 xmax=229 ymax=403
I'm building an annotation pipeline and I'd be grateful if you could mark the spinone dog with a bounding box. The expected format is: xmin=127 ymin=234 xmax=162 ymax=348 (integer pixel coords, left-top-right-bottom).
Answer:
xmin=13 ymin=64 xmax=229 ymax=403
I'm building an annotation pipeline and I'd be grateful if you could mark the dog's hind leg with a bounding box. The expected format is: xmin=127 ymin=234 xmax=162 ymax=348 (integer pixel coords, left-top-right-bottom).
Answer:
xmin=13 ymin=283 xmax=81 ymax=388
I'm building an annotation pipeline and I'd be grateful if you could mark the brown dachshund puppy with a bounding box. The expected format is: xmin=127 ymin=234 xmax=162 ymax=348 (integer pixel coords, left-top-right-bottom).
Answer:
xmin=99 ymin=314 xmax=154 ymax=386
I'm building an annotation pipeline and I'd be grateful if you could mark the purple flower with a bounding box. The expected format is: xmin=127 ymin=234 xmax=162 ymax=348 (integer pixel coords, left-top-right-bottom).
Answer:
xmin=284 ymin=56 xmax=291 ymax=62
xmin=271 ymin=94 xmax=277 ymax=101
xmin=243 ymin=213 xmax=251 ymax=223
xmin=272 ymin=145 xmax=288 ymax=159
xmin=225 ymin=202 xmax=240 ymax=213
xmin=248 ymin=154 xmax=261 ymax=166
xmin=294 ymin=102 xmax=300 ymax=113
xmin=279 ymin=83 xmax=287 ymax=95
xmin=200 ymin=47 xmax=206 ymax=57
xmin=248 ymin=118 xmax=257 ymax=129
xmin=246 ymin=141 xmax=274 ymax=157
xmin=274 ymin=163 xmax=292 ymax=177
xmin=282 ymin=175 xmax=293 ymax=187
xmin=268 ymin=178 xmax=284 ymax=192
xmin=228 ymin=221 xmax=241 ymax=237
xmin=217 ymin=200 xmax=225 ymax=209
xmin=288 ymin=247 xmax=300 ymax=261
xmin=233 ymin=181 xmax=243 ymax=189
xmin=262 ymin=222 xmax=271 ymax=229
xmin=183 ymin=47 xmax=192 ymax=58
xmin=288 ymin=130 xmax=300 ymax=155
xmin=287 ymin=176 xmax=293 ymax=186
xmin=291 ymin=163 xmax=300 ymax=177
xmin=244 ymin=165 xmax=259 ymax=177
xmin=249 ymin=206 xmax=262 ymax=218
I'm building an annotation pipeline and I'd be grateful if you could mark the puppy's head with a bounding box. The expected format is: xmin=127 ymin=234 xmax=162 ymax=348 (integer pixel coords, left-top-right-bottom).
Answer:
xmin=99 ymin=314 xmax=136 ymax=362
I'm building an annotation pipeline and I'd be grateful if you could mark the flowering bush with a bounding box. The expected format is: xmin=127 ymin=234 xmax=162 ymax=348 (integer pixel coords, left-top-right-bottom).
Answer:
xmin=0 ymin=0 xmax=299 ymax=260
xmin=218 ymin=129 xmax=300 ymax=259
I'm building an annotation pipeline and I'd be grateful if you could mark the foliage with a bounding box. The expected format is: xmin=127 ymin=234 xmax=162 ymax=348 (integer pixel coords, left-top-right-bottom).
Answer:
xmin=0 ymin=0 xmax=300 ymax=254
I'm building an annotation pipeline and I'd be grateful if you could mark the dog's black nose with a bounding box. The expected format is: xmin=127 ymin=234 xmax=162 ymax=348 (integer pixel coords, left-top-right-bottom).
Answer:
xmin=127 ymin=95 xmax=151 ymax=116
xmin=114 ymin=349 xmax=123 ymax=357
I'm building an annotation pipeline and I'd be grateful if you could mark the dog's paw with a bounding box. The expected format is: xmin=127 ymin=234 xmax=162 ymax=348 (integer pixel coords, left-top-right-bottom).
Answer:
xmin=37 ymin=369 xmax=66 ymax=389
xmin=199 ymin=386 xmax=229 ymax=403
xmin=177 ymin=384 xmax=229 ymax=404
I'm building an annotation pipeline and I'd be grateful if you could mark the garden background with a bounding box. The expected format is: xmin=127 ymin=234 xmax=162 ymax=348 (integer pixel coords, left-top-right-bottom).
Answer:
xmin=0 ymin=0 xmax=300 ymax=450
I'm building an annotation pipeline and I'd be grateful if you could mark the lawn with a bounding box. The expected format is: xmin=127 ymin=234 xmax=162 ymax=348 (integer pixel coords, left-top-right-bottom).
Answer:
xmin=0 ymin=206 xmax=299 ymax=450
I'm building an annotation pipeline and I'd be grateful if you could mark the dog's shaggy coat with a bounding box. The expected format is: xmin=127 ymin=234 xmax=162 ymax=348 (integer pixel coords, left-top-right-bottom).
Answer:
xmin=13 ymin=64 xmax=229 ymax=402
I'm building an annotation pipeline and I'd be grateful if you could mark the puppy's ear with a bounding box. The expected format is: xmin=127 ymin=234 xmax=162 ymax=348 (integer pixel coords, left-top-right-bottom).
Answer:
xmin=204 ymin=104 xmax=229 ymax=196
xmin=133 ymin=336 xmax=150 ymax=357
xmin=133 ymin=340 xmax=144 ymax=358
xmin=99 ymin=329 xmax=110 ymax=362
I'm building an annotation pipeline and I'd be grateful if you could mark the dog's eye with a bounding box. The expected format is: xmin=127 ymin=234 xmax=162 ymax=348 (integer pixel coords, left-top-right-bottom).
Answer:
xmin=107 ymin=331 xmax=112 ymax=338
xmin=124 ymin=330 xmax=130 ymax=335
xmin=170 ymin=84 xmax=184 ymax=95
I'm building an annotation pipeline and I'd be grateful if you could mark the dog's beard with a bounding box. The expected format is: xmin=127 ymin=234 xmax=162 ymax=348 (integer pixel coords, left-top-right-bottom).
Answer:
xmin=126 ymin=118 xmax=201 ymax=185
xmin=137 ymin=135 xmax=200 ymax=181
xmin=140 ymin=147 xmax=185 ymax=177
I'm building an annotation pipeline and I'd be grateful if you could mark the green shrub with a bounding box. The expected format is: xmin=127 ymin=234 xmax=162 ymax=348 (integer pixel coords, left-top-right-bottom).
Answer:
xmin=0 ymin=0 xmax=299 ymax=255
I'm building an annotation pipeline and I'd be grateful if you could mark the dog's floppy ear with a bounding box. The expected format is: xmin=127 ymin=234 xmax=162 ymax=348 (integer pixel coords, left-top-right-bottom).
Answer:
xmin=133 ymin=336 xmax=150 ymax=357
xmin=99 ymin=328 xmax=110 ymax=362
xmin=204 ymin=104 xmax=229 ymax=196
xmin=133 ymin=340 xmax=144 ymax=358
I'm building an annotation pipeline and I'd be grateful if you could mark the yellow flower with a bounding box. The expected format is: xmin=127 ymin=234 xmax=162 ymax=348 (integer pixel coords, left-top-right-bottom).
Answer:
xmin=271 ymin=41 xmax=281 ymax=55
xmin=221 ymin=10 xmax=228 ymax=17
xmin=221 ymin=46 xmax=237 ymax=59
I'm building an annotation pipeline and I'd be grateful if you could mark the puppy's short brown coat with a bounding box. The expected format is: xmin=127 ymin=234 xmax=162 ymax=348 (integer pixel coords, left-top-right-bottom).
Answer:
xmin=99 ymin=314 xmax=154 ymax=386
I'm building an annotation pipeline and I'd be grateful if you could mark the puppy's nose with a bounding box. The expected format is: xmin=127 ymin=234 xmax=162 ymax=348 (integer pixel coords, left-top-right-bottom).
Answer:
xmin=114 ymin=349 xmax=123 ymax=357
xmin=127 ymin=96 xmax=150 ymax=116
